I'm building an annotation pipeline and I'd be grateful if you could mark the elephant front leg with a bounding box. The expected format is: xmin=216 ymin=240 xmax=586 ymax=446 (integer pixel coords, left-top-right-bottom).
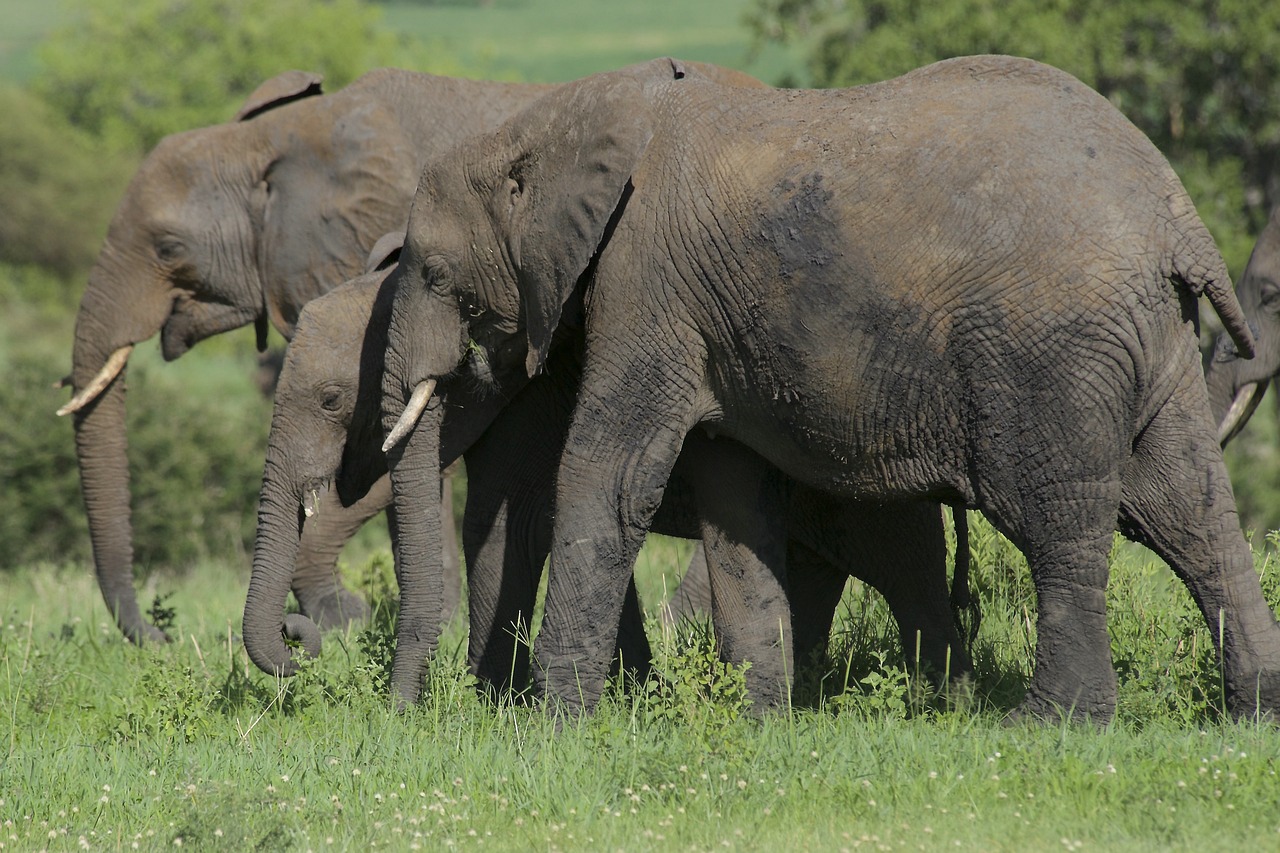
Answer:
xmin=531 ymin=400 xmax=690 ymax=715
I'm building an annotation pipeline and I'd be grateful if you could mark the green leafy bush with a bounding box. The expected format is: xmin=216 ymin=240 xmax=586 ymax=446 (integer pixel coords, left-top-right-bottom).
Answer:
xmin=0 ymin=328 xmax=273 ymax=571
xmin=0 ymin=87 xmax=136 ymax=288
xmin=33 ymin=0 xmax=404 ymax=154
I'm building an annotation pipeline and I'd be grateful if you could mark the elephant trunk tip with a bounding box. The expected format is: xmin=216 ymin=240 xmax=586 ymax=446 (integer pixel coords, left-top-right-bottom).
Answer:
xmin=245 ymin=613 xmax=323 ymax=678
xmin=281 ymin=612 xmax=323 ymax=667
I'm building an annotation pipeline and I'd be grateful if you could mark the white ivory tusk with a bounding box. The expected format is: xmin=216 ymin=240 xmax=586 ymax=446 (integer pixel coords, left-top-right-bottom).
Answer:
xmin=381 ymin=378 xmax=437 ymax=453
xmin=56 ymin=345 xmax=134 ymax=416
xmin=1217 ymin=381 xmax=1266 ymax=446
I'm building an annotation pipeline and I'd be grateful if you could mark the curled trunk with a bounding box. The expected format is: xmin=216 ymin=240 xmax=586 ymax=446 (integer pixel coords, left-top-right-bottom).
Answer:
xmin=243 ymin=455 xmax=322 ymax=676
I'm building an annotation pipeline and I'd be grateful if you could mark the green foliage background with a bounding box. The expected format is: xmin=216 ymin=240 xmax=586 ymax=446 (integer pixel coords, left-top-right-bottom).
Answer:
xmin=6 ymin=0 xmax=1280 ymax=566
xmin=747 ymin=0 xmax=1280 ymax=269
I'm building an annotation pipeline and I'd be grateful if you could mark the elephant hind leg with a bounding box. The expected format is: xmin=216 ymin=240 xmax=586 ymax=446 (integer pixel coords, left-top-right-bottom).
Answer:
xmin=790 ymin=498 xmax=970 ymax=687
xmin=1119 ymin=387 xmax=1280 ymax=721
xmin=979 ymin=472 xmax=1120 ymax=723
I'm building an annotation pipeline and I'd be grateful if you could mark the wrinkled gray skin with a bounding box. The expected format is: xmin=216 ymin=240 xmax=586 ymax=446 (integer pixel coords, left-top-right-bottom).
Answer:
xmin=246 ymin=250 xmax=971 ymax=701
xmin=58 ymin=68 xmax=558 ymax=644
xmin=1206 ymin=206 xmax=1280 ymax=445
xmin=384 ymin=55 xmax=1280 ymax=725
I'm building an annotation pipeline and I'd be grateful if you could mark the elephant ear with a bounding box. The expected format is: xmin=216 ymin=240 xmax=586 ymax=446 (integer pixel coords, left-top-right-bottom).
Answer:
xmin=234 ymin=71 xmax=324 ymax=121
xmin=500 ymin=73 xmax=655 ymax=377
xmin=255 ymin=97 xmax=418 ymax=338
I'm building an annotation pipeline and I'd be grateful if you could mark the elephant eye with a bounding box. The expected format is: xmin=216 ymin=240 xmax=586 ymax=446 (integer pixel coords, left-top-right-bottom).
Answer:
xmin=424 ymin=255 xmax=451 ymax=294
xmin=1259 ymin=280 xmax=1280 ymax=310
xmin=155 ymin=237 xmax=187 ymax=264
xmin=320 ymin=387 xmax=344 ymax=413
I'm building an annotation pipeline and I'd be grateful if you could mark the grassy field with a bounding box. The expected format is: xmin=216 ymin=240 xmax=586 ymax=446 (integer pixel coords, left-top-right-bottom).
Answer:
xmin=0 ymin=0 xmax=805 ymax=86
xmin=378 ymin=0 xmax=805 ymax=84
xmin=6 ymin=518 xmax=1280 ymax=849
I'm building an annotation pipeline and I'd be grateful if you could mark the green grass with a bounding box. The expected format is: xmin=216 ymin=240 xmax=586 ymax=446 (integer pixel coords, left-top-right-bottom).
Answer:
xmin=6 ymin=517 xmax=1280 ymax=850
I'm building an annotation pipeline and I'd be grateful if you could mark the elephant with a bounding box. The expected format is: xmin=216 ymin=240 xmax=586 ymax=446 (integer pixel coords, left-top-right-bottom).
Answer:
xmin=380 ymin=54 xmax=1280 ymax=725
xmin=1206 ymin=205 xmax=1280 ymax=444
xmin=55 ymin=61 xmax=768 ymax=647
xmin=243 ymin=232 xmax=974 ymax=704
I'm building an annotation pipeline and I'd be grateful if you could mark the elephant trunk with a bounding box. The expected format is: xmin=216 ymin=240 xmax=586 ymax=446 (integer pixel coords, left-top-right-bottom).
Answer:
xmin=243 ymin=451 xmax=322 ymax=676
xmin=385 ymin=398 xmax=446 ymax=709
xmin=71 ymin=373 xmax=168 ymax=644
xmin=65 ymin=260 xmax=174 ymax=644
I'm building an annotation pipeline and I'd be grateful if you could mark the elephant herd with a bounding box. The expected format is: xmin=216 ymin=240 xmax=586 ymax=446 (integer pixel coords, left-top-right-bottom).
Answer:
xmin=57 ymin=55 xmax=1280 ymax=725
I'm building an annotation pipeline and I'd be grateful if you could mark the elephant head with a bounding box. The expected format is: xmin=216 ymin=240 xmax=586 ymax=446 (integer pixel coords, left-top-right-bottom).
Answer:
xmin=1207 ymin=205 xmax=1280 ymax=445
xmin=243 ymin=235 xmax=402 ymax=677
xmin=382 ymin=63 xmax=662 ymax=433
xmin=244 ymin=234 xmax=521 ymax=681
xmin=379 ymin=61 xmax=675 ymax=705
xmin=58 ymin=71 xmax=419 ymax=644
xmin=379 ymin=58 xmax=764 ymax=430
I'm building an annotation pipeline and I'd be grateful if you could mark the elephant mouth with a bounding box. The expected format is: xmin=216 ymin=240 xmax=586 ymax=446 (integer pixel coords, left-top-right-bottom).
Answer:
xmin=161 ymin=293 xmax=260 ymax=361
xmin=300 ymin=478 xmax=333 ymax=519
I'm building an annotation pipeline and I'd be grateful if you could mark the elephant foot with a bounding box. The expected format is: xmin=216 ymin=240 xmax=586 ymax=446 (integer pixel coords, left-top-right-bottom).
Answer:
xmin=1004 ymin=689 xmax=1114 ymax=728
xmin=296 ymin=588 xmax=370 ymax=631
xmin=1225 ymin=670 xmax=1280 ymax=723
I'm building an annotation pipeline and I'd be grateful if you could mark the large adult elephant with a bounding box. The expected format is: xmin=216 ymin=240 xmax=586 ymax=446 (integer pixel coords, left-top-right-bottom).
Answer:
xmin=381 ymin=55 xmax=1280 ymax=724
xmin=240 ymin=241 xmax=971 ymax=703
xmin=1206 ymin=205 xmax=1280 ymax=444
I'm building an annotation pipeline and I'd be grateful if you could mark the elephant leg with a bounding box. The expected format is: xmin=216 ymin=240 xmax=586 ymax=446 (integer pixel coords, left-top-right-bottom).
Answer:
xmin=532 ymin=390 xmax=689 ymax=712
xmin=461 ymin=449 xmax=547 ymax=697
xmin=611 ymin=577 xmax=653 ymax=688
xmin=783 ymin=539 xmax=845 ymax=678
xmin=292 ymin=474 xmax=390 ymax=629
xmin=1119 ymin=382 xmax=1280 ymax=721
xmin=789 ymin=495 xmax=967 ymax=684
xmin=684 ymin=432 xmax=794 ymax=709
xmin=997 ymin=482 xmax=1118 ymax=725
xmin=662 ymin=543 xmax=712 ymax=624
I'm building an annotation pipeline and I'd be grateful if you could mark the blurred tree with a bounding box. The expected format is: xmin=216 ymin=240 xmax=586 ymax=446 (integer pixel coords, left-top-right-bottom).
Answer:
xmin=745 ymin=0 xmax=1280 ymax=275
xmin=32 ymin=0 xmax=405 ymax=154
xmin=0 ymin=86 xmax=136 ymax=293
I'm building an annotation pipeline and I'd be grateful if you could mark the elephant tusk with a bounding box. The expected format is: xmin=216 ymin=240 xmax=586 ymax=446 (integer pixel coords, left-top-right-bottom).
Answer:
xmin=1218 ymin=381 xmax=1268 ymax=447
xmin=381 ymin=378 xmax=437 ymax=453
xmin=56 ymin=345 xmax=134 ymax=416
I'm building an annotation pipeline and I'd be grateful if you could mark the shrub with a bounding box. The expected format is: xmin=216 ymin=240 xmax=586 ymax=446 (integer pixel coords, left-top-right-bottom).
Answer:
xmin=33 ymin=0 xmax=403 ymax=154
xmin=0 ymin=319 xmax=273 ymax=571
xmin=0 ymin=86 xmax=136 ymax=288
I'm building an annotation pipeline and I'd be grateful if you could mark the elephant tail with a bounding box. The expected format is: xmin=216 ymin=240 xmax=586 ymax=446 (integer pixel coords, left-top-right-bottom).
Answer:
xmin=949 ymin=506 xmax=980 ymax=651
